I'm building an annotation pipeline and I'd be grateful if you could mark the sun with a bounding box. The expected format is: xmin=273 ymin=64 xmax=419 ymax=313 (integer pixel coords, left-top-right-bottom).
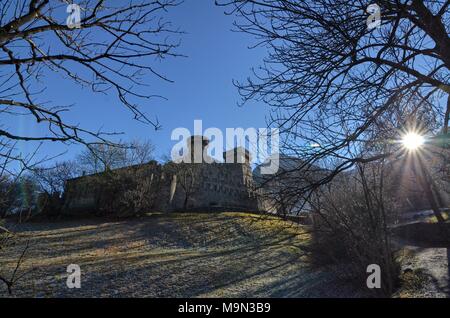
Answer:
xmin=401 ymin=132 xmax=425 ymax=150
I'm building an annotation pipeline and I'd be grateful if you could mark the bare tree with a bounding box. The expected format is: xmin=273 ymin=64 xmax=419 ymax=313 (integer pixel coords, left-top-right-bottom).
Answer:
xmin=0 ymin=138 xmax=47 ymax=218
xmin=126 ymin=139 xmax=155 ymax=165
xmin=165 ymin=161 xmax=202 ymax=210
xmin=117 ymin=163 xmax=162 ymax=216
xmin=32 ymin=160 xmax=80 ymax=195
xmin=309 ymin=160 xmax=399 ymax=296
xmin=77 ymin=139 xmax=155 ymax=173
xmin=30 ymin=160 xmax=80 ymax=217
xmin=0 ymin=230 xmax=30 ymax=295
xmin=0 ymin=142 xmax=35 ymax=294
xmin=218 ymin=0 xmax=449 ymax=219
xmin=0 ymin=0 xmax=182 ymax=165
xmin=77 ymin=143 xmax=127 ymax=173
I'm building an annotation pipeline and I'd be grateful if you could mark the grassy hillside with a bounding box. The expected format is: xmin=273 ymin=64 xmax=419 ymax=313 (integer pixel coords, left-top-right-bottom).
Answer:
xmin=0 ymin=212 xmax=365 ymax=297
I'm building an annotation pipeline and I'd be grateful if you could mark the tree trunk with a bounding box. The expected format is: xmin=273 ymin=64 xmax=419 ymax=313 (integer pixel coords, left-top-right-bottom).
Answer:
xmin=416 ymin=158 xmax=445 ymax=223
xmin=444 ymin=95 xmax=450 ymax=134
xmin=183 ymin=194 xmax=188 ymax=210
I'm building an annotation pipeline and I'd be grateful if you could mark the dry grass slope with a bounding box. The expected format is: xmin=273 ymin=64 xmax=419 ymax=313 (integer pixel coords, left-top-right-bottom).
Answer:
xmin=0 ymin=212 xmax=365 ymax=297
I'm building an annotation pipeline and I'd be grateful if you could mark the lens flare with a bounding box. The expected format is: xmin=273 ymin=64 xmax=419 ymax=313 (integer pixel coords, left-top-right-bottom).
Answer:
xmin=401 ymin=132 xmax=425 ymax=150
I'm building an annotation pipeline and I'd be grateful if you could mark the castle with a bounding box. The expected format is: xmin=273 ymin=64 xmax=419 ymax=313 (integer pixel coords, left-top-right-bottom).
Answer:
xmin=63 ymin=136 xmax=267 ymax=214
xmin=63 ymin=134 xmax=449 ymax=216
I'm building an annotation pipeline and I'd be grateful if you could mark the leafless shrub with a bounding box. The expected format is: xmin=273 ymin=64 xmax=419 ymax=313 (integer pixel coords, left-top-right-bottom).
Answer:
xmin=0 ymin=221 xmax=30 ymax=295
xmin=309 ymin=161 xmax=400 ymax=296
xmin=118 ymin=167 xmax=162 ymax=217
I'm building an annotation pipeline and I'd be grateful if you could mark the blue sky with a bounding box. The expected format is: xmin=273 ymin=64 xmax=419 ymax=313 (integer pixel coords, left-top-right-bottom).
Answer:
xmin=15 ymin=0 xmax=270 ymax=166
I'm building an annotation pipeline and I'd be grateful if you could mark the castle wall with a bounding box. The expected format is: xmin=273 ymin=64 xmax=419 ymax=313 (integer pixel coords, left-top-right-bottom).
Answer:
xmin=62 ymin=156 xmax=263 ymax=214
xmin=63 ymin=161 xmax=168 ymax=214
xmin=165 ymin=161 xmax=259 ymax=211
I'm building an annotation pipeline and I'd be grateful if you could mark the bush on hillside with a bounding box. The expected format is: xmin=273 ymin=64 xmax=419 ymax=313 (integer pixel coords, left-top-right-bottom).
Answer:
xmin=309 ymin=163 xmax=400 ymax=297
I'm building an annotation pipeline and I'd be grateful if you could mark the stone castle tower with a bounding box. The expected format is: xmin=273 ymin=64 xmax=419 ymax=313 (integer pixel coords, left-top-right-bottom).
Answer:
xmin=167 ymin=135 xmax=259 ymax=211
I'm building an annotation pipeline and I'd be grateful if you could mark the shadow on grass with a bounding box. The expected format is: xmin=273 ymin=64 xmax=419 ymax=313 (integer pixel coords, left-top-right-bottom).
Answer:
xmin=1 ymin=213 xmax=353 ymax=297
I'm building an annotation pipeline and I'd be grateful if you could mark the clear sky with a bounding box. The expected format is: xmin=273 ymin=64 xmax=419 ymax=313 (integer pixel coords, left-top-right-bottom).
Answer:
xmin=15 ymin=0 xmax=270 ymax=166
